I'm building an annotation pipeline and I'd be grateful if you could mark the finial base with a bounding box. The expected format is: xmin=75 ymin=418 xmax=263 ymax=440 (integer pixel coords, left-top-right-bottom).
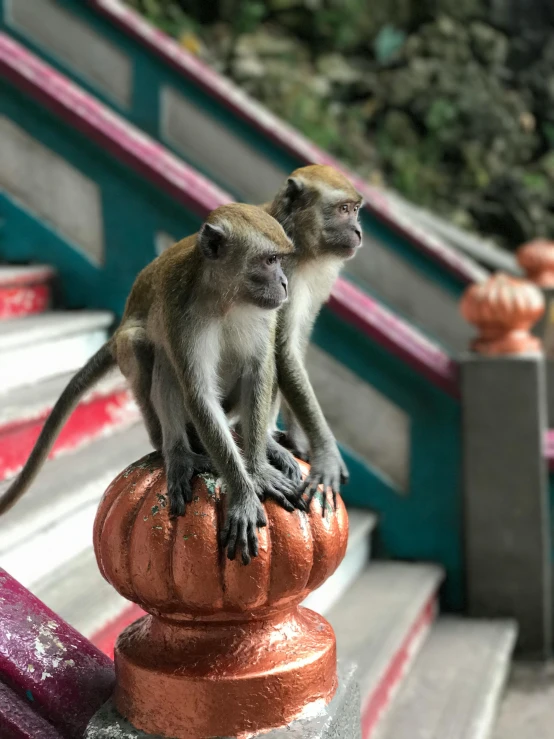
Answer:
xmin=86 ymin=663 xmax=359 ymax=739
xmin=113 ymin=608 xmax=337 ymax=738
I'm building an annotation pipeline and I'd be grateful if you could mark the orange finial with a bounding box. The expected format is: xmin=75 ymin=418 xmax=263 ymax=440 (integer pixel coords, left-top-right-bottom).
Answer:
xmin=93 ymin=453 xmax=348 ymax=738
xmin=517 ymin=239 xmax=554 ymax=288
xmin=460 ymin=273 xmax=544 ymax=355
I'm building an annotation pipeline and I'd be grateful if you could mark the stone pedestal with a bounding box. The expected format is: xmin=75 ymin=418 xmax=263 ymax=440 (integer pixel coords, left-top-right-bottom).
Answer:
xmin=91 ymin=452 xmax=350 ymax=738
xmin=85 ymin=662 xmax=360 ymax=739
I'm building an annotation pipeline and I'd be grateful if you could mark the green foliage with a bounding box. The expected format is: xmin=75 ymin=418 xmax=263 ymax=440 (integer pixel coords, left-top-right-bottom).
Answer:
xmin=125 ymin=0 xmax=554 ymax=250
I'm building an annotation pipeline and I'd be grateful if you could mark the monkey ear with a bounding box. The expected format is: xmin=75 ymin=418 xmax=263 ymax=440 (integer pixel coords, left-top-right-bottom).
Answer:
xmin=285 ymin=177 xmax=304 ymax=202
xmin=198 ymin=222 xmax=227 ymax=260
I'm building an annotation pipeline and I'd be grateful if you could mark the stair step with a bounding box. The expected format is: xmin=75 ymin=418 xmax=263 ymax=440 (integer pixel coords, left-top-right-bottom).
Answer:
xmin=0 ymin=423 xmax=152 ymax=590
xmin=32 ymin=546 xmax=132 ymax=641
xmin=0 ymin=369 xmax=139 ymax=481
xmin=327 ymin=562 xmax=444 ymax=737
xmin=304 ymin=509 xmax=376 ymax=615
xmin=0 ymin=311 xmax=112 ymax=391
xmin=0 ymin=264 xmax=54 ymax=320
xmin=372 ymin=618 xmax=517 ymax=739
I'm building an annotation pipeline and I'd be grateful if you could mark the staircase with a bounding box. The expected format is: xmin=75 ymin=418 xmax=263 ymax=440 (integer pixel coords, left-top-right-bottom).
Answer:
xmin=0 ymin=265 xmax=516 ymax=738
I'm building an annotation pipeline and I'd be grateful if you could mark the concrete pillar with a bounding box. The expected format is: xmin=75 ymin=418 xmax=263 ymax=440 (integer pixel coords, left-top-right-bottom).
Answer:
xmin=460 ymin=274 xmax=551 ymax=656
xmin=461 ymin=355 xmax=551 ymax=656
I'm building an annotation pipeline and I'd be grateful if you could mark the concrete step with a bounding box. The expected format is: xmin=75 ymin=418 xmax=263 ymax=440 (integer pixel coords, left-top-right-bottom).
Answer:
xmin=327 ymin=562 xmax=444 ymax=738
xmin=0 ymin=368 xmax=139 ymax=481
xmin=0 ymin=311 xmax=112 ymax=391
xmin=372 ymin=618 xmax=517 ymax=739
xmin=0 ymin=423 xmax=152 ymax=591
xmin=304 ymin=508 xmax=377 ymax=615
xmin=0 ymin=264 xmax=54 ymax=320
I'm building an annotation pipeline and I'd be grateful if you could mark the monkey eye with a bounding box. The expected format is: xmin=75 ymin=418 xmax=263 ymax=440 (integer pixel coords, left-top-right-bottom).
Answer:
xmin=266 ymin=254 xmax=279 ymax=266
xmin=341 ymin=204 xmax=349 ymax=213
xmin=354 ymin=205 xmax=360 ymax=213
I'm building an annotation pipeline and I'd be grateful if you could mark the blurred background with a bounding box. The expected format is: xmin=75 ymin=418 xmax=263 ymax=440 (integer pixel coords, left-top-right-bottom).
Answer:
xmin=129 ymin=0 xmax=554 ymax=252
xmin=1 ymin=2 xmax=554 ymax=738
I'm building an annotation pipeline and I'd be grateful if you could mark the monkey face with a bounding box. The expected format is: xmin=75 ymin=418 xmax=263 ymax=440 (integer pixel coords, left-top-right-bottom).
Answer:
xmin=276 ymin=165 xmax=363 ymax=262
xmin=321 ymin=199 xmax=363 ymax=259
xmin=245 ymin=252 xmax=289 ymax=310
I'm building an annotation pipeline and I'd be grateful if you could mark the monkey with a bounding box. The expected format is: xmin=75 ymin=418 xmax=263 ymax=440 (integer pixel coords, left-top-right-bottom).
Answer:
xmin=263 ymin=164 xmax=364 ymax=511
xmin=0 ymin=204 xmax=299 ymax=564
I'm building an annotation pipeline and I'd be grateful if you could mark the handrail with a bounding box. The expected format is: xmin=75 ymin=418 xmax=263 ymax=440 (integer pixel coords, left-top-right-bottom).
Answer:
xmin=329 ymin=279 xmax=459 ymax=398
xmin=0 ymin=33 xmax=230 ymax=217
xmin=0 ymin=569 xmax=114 ymax=738
xmin=0 ymin=33 xmax=459 ymax=398
xmin=89 ymin=0 xmax=484 ymax=286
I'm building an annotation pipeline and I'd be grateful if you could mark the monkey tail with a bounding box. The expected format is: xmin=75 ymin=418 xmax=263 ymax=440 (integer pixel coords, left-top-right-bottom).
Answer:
xmin=0 ymin=342 xmax=116 ymax=515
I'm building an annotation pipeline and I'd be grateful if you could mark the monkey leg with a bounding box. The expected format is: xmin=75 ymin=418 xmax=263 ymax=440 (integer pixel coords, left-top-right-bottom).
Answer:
xmin=275 ymin=400 xmax=311 ymax=462
xmin=151 ymin=349 xmax=214 ymax=517
xmin=116 ymin=328 xmax=163 ymax=451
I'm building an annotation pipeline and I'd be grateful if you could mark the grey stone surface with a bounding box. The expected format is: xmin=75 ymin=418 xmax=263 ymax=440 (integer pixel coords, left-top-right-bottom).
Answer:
xmin=372 ymin=618 xmax=517 ymax=739
xmin=461 ymin=355 xmax=551 ymax=656
xmin=161 ymin=85 xmax=285 ymax=203
xmin=327 ymin=563 xmax=443 ymax=700
xmin=345 ymin=232 xmax=474 ymax=353
xmin=7 ymin=0 xmax=132 ymax=107
xmin=305 ymin=344 xmax=410 ymax=491
xmin=493 ymin=661 xmax=554 ymax=739
xmin=85 ymin=663 xmax=360 ymax=739
xmin=0 ymin=116 xmax=105 ymax=264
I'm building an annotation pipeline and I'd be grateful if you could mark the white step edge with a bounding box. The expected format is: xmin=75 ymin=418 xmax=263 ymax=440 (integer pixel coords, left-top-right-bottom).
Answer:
xmin=0 ymin=312 xmax=112 ymax=391
xmin=303 ymin=509 xmax=377 ymax=615
xmin=0 ymin=424 xmax=152 ymax=589
xmin=327 ymin=562 xmax=444 ymax=704
xmin=0 ymin=264 xmax=55 ymax=287
xmin=372 ymin=618 xmax=517 ymax=739
xmin=0 ymin=366 xmax=129 ymax=428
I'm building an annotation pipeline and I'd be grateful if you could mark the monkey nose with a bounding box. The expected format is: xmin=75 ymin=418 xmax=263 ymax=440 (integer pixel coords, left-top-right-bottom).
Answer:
xmin=281 ymin=278 xmax=288 ymax=295
xmin=354 ymin=227 xmax=362 ymax=242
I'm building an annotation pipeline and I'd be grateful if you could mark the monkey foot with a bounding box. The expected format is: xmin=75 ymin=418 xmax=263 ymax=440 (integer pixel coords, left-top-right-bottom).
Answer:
xmin=221 ymin=494 xmax=267 ymax=565
xmin=272 ymin=431 xmax=310 ymax=463
xmin=166 ymin=452 xmax=216 ymax=517
xmin=266 ymin=438 xmax=303 ymax=487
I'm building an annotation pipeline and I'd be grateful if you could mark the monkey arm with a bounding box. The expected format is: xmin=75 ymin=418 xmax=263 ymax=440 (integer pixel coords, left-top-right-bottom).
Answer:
xmin=276 ymin=346 xmax=334 ymax=452
xmin=240 ymin=340 xmax=299 ymax=512
xmin=276 ymin=345 xmax=345 ymax=510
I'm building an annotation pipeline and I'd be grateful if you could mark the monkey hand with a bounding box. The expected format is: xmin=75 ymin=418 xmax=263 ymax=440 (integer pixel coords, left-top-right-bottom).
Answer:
xmin=266 ymin=436 xmax=303 ymax=486
xmin=273 ymin=430 xmax=310 ymax=463
xmin=251 ymin=463 xmax=305 ymax=513
xmin=221 ymin=491 xmax=267 ymax=565
xmin=297 ymin=444 xmax=343 ymax=515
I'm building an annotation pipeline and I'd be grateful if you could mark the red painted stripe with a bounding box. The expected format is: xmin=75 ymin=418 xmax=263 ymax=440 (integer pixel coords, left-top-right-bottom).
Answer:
xmin=0 ymin=389 xmax=139 ymax=482
xmin=90 ymin=0 xmax=482 ymax=285
xmin=90 ymin=604 xmax=146 ymax=658
xmin=361 ymin=596 xmax=436 ymax=738
xmin=0 ymin=283 xmax=51 ymax=320
xmin=0 ymin=34 xmax=231 ymax=219
xmin=329 ymin=279 xmax=460 ymax=397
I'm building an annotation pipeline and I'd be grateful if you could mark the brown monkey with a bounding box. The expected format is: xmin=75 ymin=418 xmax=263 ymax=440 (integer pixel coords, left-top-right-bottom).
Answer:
xmin=264 ymin=164 xmax=363 ymax=510
xmin=0 ymin=204 xmax=298 ymax=563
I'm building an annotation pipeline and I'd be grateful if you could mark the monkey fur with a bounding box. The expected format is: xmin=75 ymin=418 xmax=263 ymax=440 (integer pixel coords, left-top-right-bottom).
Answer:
xmin=265 ymin=164 xmax=363 ymax=511
xmin=0 ymin=204 xmax=299 ymax=564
